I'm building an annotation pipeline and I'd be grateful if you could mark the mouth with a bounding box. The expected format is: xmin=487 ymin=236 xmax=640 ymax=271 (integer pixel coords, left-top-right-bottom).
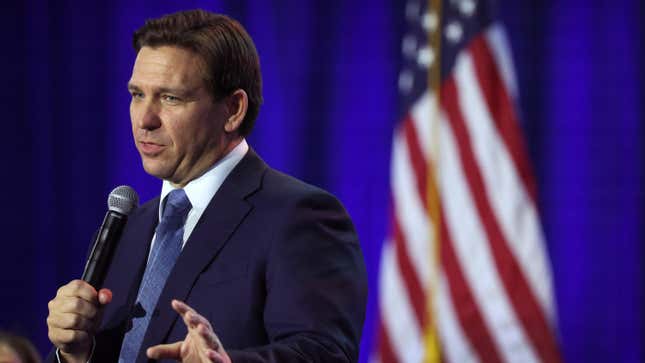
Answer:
xmin=138 ymin=141 xmax=166 ymax=155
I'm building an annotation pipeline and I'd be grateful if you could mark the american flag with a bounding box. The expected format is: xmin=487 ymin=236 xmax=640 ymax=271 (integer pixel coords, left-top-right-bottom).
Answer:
xmin=374 ymin=0 xmax=562 ymax=362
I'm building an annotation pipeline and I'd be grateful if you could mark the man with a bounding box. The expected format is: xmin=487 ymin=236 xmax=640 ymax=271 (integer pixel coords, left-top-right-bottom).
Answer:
xmin=45 ymin=9 xmax=367 ymax=363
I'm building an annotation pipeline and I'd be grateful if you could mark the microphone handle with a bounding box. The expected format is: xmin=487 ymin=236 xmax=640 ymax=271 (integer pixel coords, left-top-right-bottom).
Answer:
xmin=82 ymin=211 xmax=127 ymax=289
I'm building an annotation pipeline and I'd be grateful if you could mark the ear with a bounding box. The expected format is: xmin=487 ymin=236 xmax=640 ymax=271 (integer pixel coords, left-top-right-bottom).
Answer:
xmin=224 ymin=89 xmax=248 ymax=133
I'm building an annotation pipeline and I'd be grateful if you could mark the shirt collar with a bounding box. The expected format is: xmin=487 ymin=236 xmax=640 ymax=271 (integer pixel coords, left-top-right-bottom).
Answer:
xmin=159 ymin=139 xmax=249 ymax=221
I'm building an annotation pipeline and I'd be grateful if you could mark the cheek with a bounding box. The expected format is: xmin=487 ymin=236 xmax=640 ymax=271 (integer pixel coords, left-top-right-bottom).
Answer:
xmin=130 ymin=103 xmax=139 ymax=131
xmin=129 ymin=100 xmax=137 ymax=119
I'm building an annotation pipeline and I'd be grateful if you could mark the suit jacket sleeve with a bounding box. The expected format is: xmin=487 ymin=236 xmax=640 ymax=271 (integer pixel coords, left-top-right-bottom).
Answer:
xmin=227 ymin=189 xmax=367 ymax=363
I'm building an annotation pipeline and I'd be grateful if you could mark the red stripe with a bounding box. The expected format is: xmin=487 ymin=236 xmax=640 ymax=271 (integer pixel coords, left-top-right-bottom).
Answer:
xmin=378 ymin=318 xmax=399 ymax=363
xmin=395 ymin=117 xmax=431 ymax=327
xmin=442 ymin=77 xmax=561 ymax=363
xmin=403 ymin=116 xmax=429 ymax=206
xmin=468 ymin=35 xmax=538 ymax=204
xmin=393 ymin=213 xmax=428 ymax=327
xmin=440 ymin=213 xmax=503 ymax=363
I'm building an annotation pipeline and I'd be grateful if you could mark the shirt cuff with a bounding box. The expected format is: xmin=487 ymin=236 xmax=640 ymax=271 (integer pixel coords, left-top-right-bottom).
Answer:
xmin=55 ymin=337 xmax=95 ymax=363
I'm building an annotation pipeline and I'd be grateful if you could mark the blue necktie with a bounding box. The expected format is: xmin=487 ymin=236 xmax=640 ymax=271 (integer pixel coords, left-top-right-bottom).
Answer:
xmin=119 ymin=189 xmax=191 ymax=362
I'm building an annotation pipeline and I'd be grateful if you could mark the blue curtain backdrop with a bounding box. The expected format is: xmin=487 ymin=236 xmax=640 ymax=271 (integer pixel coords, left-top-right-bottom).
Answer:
xmin=0 ymin=1 xmax=642 ymax=362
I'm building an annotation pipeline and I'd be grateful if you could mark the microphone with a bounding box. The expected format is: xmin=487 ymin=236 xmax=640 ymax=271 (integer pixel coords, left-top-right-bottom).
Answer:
xmin=82 ymin=185 xmax=139 ymax=289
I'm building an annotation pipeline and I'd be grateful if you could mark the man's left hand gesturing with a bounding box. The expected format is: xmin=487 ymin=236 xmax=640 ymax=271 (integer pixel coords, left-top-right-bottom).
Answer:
xmin=146 ymin=300 xmax=231 ymax=363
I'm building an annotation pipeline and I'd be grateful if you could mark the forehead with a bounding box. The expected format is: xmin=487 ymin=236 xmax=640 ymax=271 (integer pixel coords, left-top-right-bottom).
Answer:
xmin=129 ymin=46 xmax=206 ymax=89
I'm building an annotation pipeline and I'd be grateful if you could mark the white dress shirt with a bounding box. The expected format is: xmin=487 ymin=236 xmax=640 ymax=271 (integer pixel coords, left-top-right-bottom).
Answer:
xmin=155 ymin=138 xmax=249 ymax=250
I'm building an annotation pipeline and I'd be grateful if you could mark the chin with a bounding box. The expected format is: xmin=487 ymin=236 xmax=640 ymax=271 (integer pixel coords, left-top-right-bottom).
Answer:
xmin=142 ymin=160 xmax=172 ymax=180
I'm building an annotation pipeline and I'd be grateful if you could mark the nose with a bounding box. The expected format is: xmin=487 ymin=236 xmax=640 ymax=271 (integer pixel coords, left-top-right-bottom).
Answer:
xmin=133 ymin=98 xmax=162 ymax=131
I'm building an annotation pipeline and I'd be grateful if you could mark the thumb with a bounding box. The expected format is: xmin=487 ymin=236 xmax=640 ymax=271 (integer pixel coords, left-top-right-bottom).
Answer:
xmin=98 ymin=288 xmax=113 ymax=305
xmin=147 ymin=341 xmax=183 ymax=360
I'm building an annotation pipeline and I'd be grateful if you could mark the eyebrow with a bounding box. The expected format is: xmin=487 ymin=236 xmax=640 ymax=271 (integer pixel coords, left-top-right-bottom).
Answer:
xmin=127 ymin=82 xmax=194 ymax=96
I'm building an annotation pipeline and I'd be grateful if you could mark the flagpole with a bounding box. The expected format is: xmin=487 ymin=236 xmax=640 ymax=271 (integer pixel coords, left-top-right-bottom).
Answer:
xmin=423 ymin=0 xmax=443 ymax=362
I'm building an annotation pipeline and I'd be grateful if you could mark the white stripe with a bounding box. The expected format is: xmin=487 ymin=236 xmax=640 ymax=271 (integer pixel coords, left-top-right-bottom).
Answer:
xmin=454 ymin=50 xmax=556 ymax=322
xmin=391 ymin=128 xmax=435 ymax=287
xmin=438 ymin=112 xmax=539 ymax=363
xmin=410 ymin=91 xmax=440 ymax=162
xmin=379 ymin=240 xmax=425 ymax=363
xmin=435 ymin=272 xmax=480 ymax=363
xmin=484 ymin=25 xmax=519 ymax=100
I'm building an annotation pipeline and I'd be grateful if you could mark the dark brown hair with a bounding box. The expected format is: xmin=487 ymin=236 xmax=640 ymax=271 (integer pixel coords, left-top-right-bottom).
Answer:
xmin=133 ymin=9 xmax=263 ymax=136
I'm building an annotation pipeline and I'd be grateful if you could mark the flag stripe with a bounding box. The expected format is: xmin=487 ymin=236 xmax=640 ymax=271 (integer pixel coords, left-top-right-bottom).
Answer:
xmin=484 ymin=25 xmax=519 ymax=100
xmin=439 ymin=215 xmax=503 ymax=363
xmin=408 ymin=102 xmax=484 ymax=363
xmin=453 ymin=45 xmax=555 ymax=321
xmin=394 ymin=215 xmax=428 ymax=326
xmin=410 ymin=92 xmax=437 ymax=160
xmin=404 ymin=116 xmax=429 ymax=206
xmin=443 ymin=76 xmax=562 ymax=362
xmin=409 ymin=102 xmax=503 ymax=362
xmin=378 ymin=320 xmax=399 ymax=363
xmin=468 ymin=35 xmax=537 ymax=204
xmin=438 ymin=105 xmax=538 ymax=363
xmin=392 ymin=128 xmax=434 ymax=288
xmin=379 ymin=240 xmax=425 ymax=362
xmin=435 ymin=272 xmax=479 ymax=363
xmin=462 ymin=36 xmax=559 ymax=362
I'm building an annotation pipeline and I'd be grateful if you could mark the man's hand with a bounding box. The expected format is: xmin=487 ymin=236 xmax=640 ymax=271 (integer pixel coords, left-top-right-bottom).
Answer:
xmin=46 ymin=279 xmax=112 ymax=363
xmin=146 ymin=300 xmax=231 ymax=363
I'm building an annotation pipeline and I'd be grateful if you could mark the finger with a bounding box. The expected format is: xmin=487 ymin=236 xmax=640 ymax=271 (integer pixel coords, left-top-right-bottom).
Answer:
xmin=208 ymin=349 xmax=231 ymax=363
xmin=185 ymin=310 xmax=212 ymax=331
xmin=206 ymin=349 xmax=218 ymax=361
xmin=172 ymin=300 xmax=210 ymax=330
xmin=196 ymin=323 xmax=218 ymax=350
xmin=50 ymin=297 xmax=98 ymax=319
xmin=171 ymin=299 xmax=193 ymax=317
xmin=146 ymin=341 xmax=182 ymax=360
xmin=48 ymin=298 xmax=87 ymax=321
xmin=57 ymin=280 xmax=98 ymax=303
xmin=47 ymin=312 xmax=95 ymax=332
xmin=98 ymin=288 xmax=113 ymax=305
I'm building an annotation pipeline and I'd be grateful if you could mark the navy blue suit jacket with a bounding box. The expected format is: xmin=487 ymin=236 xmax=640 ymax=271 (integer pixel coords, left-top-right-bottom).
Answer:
xmin=54 ymin=149 xmax=367 ymax=362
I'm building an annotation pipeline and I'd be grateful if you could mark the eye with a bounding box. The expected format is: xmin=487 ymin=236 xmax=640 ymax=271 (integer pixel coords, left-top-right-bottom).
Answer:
xmin=161 ymin=94 xmax=182 ymax=104
xmin=129 ymin=91 xmax=144 ymax=100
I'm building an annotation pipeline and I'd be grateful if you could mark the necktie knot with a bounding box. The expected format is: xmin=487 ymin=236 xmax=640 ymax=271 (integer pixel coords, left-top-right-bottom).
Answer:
xmin=161 ymin=189 xmax=191 ymax=226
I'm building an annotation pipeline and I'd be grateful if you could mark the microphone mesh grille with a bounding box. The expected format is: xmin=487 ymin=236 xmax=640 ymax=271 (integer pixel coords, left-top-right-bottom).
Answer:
xmin=108 ymin=185 xmax=139 ymax=215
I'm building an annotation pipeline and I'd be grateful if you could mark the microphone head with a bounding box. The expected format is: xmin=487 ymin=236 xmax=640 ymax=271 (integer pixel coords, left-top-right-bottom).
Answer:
xmin=108 ymin=185 xmax=139 ymax=215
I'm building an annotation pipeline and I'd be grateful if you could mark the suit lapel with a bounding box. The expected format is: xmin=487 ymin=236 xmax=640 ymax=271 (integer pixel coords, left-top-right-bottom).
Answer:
xmin=138 ymin=149 xmax=267 ymax=359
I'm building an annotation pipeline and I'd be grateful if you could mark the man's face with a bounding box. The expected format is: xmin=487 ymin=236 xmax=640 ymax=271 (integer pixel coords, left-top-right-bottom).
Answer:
xmin=128 ymin=46 xmax=230 ymax=186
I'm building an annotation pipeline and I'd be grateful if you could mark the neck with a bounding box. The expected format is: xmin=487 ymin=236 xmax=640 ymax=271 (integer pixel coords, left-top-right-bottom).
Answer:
xmin=169 ymin=136 xmax=244 ymax=188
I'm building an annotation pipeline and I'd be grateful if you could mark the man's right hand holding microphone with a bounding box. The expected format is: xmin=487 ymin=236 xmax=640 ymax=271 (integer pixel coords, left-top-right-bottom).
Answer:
xmin=46 ymin=279 xmax=112 ymax=363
